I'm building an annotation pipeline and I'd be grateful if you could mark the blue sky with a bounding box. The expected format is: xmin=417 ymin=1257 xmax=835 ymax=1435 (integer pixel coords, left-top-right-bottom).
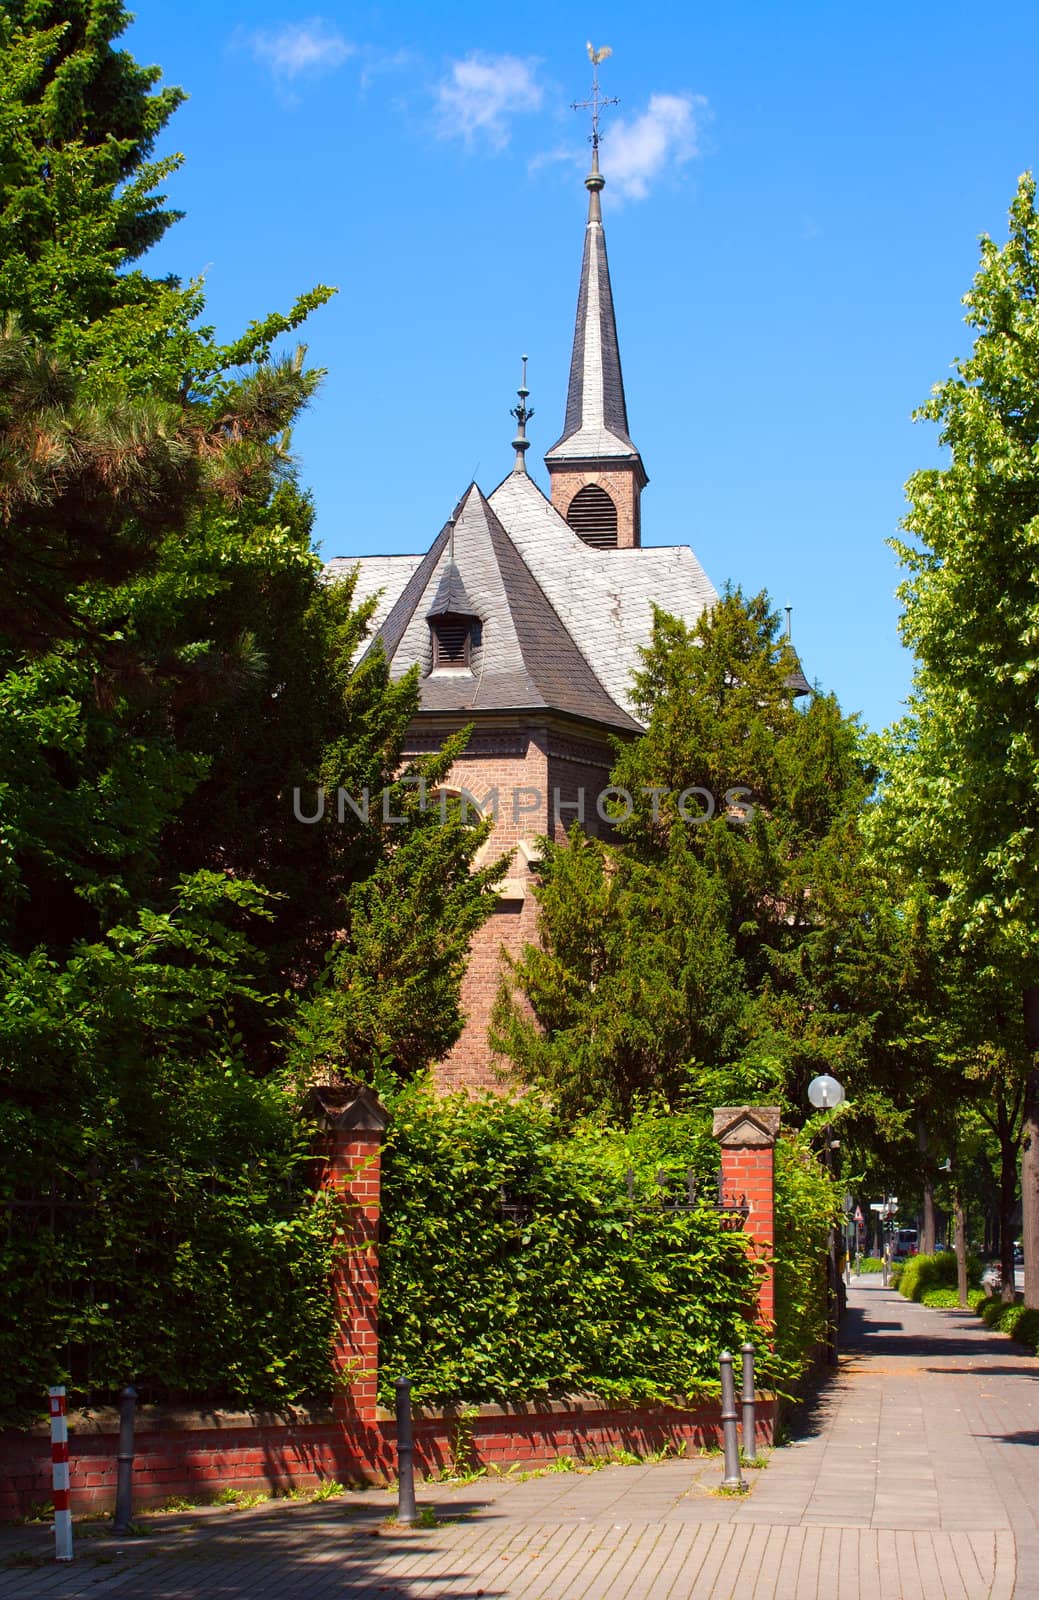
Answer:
xmin=126 ymin=2 xmax=1039 ymax=732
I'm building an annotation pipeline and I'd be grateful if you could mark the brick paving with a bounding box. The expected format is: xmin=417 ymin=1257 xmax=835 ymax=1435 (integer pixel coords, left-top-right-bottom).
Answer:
xmin=2 ymin=1278 xmax=1036 ymax=1598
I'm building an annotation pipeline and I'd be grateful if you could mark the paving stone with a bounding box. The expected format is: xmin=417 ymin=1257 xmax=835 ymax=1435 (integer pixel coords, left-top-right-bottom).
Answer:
xmin=5 ymin=1280 xmax=1038 ymax=1597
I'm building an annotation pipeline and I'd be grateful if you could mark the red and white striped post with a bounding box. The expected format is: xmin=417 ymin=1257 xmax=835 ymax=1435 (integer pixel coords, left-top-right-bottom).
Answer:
xmin=47 ymin=1387 xmax=73 ymax=1562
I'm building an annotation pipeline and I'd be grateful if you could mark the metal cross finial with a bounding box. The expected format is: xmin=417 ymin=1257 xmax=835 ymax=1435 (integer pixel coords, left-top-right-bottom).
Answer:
xmin=510 ymin=354 xmax=534 ymax=473
xmin=572 ymin=43 xmax=618 ymax=150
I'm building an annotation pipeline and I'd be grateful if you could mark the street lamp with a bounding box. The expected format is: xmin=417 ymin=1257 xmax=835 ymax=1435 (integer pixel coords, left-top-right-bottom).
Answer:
xmin=807 ymin=1073 xmax=845 ymax=1365
xmin=807 ymin=1073 xmax=846 ymax=1111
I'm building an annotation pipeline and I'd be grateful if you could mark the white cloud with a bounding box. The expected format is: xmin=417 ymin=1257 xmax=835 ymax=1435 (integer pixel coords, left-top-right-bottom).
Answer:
xmin=436 ymin=53 xmax=544 ymax=150
xmin=602 ymin=92 xmax=707 ymax=200
xmin=246 ymin=19 xmax=354 ymax=83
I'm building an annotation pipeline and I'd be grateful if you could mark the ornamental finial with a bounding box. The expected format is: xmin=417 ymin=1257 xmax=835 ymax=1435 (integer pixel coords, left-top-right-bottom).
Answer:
xmin=510 ymin=355 xmax=533 ymax=473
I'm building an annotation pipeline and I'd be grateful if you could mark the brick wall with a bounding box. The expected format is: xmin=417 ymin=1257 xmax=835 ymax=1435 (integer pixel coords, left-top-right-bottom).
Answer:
xmin=0 ymin=1395 xmax=778 ymax=1518
xmin=548 ymin=464 xmax=643 ymax=548
xmin=420 ymin=717 xmax=618 ymax=1095
xmin=0 ymin=1095 xmax=783 ymax=1520
xmin=713 ymin=1107 xmax=781 ymax=1328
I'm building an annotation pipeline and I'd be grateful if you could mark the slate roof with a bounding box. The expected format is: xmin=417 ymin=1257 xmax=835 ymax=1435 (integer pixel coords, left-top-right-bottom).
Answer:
xmin=426 ymin=559 xmax=480 ymax=619
xmin=325 ymin=552 xmax=424 ymax=641
xmin=350 ymin=482 xmax=641 ymax=732
xmin=545 ymin=177 xmax=646 ymax=477
xmin=487 ymin=469 xmax=717 ymax=720
xmin=331 ymin=469 xmax=717 ymax=730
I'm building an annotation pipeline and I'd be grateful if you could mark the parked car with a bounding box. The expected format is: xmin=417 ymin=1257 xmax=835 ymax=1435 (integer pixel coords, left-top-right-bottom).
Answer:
xmin=1014 ymin=1240 xmax=1024 ymax=1266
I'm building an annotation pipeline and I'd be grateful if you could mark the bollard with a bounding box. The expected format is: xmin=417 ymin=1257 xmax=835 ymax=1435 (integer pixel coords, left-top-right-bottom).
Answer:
xmin=395 ymin=1378 xmax=417 ymax=1526
xmin=47 ymin=1387 xmax=73 ymax=1562
xmin=740 ymin=1343 xmax=757 ymax=1467
xmin=719 ymin=1351 xmax=745 ymax=1491
xmin=113 ymin=1385 xmax=137 ymax=1535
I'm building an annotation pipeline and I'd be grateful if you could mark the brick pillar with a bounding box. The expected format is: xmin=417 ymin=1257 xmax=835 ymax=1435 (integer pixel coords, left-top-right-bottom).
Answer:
xmin=713 ymin=1106 xmax=781 ymax=1327
xmin=304 ymin=1085 xmax=389 ymax=1424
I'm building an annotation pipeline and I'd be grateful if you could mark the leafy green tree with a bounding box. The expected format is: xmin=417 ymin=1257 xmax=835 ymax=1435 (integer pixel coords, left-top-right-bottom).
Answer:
xmin=884 ymin=174 xmax=1039 ymax=1305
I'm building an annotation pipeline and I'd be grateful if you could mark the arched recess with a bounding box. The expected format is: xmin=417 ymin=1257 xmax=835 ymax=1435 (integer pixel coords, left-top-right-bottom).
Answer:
xmin=566 ymin=483 xmax=618 ymax=549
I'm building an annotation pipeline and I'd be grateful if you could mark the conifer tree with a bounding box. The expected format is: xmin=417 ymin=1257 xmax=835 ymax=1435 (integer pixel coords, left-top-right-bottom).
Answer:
xmin=494 ymin=589 xmax=875 ymax=1125
xmin=0 ymin=5 xmax=499 ymax=1416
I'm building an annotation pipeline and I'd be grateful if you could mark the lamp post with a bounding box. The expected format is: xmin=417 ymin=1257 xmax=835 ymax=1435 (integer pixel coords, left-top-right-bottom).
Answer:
xmin=808 ymin=1074 xmax=845 ymax=1365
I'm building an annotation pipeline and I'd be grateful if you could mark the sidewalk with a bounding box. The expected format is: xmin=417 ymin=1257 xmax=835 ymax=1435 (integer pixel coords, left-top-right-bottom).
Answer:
xmin=1 ymin=1278 xmax=1035 ymax=1598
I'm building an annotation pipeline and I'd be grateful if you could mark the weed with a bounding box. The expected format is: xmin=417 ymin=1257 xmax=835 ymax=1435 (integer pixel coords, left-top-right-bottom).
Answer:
xmin=310 ymin=1479 xmax=345 ymax=1503
xmin=416 ymin=1505 xmax=438 ymax=1529
xmin=211 ymin=1486 xmax=268 ymax=1510
xmin=16 ymin=1501 xmax=54 ymax=1525
xmin=449 ymin=1405 xmax=478 ymax=1476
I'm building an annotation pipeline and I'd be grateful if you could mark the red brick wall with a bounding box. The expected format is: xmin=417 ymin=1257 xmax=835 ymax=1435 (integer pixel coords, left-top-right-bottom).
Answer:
xmin=312 ymin=1129 xmax=382 ymax=1419
xmin=0 ymin=1101 xmax=785 ymax=1520
xmin=719 ymin=1143 xmax=777 ymax=1327
xmin=416 ymin=718 xmax=618 ymax=1095
xmin=548 ymin=465 xmax=643 ymax=548
xmin=0 ymin=1397 xmax=777 ymax=1517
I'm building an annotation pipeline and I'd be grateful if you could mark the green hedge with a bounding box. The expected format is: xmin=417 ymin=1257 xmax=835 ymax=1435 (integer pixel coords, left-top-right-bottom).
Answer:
xmin=896 ymin=1251 xmax=982 ymax=1303
xmin=856 ymin=1257 xmax=885 ymax=1273
xmin=377 ymin=1086 xmax=834 ymax=1409
xmin=974 ymin=1296 xmax=1039 ymax=1351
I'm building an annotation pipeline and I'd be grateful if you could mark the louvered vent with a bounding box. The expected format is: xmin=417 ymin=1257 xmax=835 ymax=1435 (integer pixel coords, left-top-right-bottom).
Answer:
xmin=431 ymin=615 xmax=473 ymax=668
xmin=566 ymin=484 xmax=618 ymax=549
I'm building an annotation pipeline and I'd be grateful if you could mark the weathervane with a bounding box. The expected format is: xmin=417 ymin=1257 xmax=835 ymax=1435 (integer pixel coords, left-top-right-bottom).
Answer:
xmin=572 ymin=43 xmax=618 ymax=151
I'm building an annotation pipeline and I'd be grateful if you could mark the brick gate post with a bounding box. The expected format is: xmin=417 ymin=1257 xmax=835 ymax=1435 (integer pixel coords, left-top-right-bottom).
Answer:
xmin=303 ymin=1085 xmax=389 ymax=1423
xmin=712 ymin=1106 xmax=781 ymax=1327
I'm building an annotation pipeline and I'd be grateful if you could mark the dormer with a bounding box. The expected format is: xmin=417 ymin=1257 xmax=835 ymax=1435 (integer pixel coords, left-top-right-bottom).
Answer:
xmin=430 ymin=612 xmax=481 ymax=669
xmin=426 ymin=558 xmax=482 ymax=675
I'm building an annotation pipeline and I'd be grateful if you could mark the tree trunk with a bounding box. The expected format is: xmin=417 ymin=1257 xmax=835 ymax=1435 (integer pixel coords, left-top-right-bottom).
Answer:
xmin=954 ymin=1190 xmax=968 ymax=1308
xmin=1022 ymin=987 xmax=1039 ymax=1311
xmin=922 ymin=1183 xmax=937 ymax=1256
xmin=917 ymin=1114 xmax=936 ymax=1255
xmin=996 ymin=1091 xmax=1018 ymax=1304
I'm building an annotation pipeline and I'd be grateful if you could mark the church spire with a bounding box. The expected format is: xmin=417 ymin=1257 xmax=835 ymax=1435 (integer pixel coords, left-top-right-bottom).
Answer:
xmin=545 ymin=46 xmax=647 ymax=550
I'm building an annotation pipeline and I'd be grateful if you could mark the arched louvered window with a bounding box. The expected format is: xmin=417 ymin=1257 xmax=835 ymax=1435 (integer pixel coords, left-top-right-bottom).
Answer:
xmin=566 ymin=484 xmax=618 ymax=549
xmin=431 ymin=613 xmax=480 ymax=668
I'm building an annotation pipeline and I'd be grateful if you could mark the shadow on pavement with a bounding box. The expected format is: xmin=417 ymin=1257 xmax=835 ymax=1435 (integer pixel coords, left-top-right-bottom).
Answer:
xmin=1 ymin=1497 xmax=509 ymax=1600
xmin=970 ymin=1430 xmax=1039 ymax=1447
xmin=839 ymin=1304 xmax=1018 ymax=1360
xmin=926 ymin=1364 xmax=1039 ymax=1378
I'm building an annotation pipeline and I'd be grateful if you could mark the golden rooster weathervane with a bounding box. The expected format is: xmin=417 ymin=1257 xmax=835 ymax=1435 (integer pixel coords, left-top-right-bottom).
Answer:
xmin=572 ymin=42 xmax=619 ymax=150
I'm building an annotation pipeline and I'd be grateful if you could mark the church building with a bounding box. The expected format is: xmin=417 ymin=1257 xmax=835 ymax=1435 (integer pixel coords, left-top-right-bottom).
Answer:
xmin=326 ymin=135 xmax=719 ymax=1092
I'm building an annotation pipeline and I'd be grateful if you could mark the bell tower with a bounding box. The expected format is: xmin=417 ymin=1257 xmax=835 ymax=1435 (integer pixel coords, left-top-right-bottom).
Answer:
xmin=545 ymin=47 xmax=648 ymax=549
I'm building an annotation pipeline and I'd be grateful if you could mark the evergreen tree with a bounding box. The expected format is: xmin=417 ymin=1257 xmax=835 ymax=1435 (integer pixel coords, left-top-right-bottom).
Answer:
xmin=0 ymin=6 xmax=499 ymax=1415
xmin=494 ymin=589 xmax=876 ymax=1126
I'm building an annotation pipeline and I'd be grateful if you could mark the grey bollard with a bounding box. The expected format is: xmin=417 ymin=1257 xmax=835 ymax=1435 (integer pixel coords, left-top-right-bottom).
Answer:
xmin=113 ymin=1385 xmax=137 ymax=1535
xmin=740 ymin=1343 xmax=757 ymax=1466
xmin=395 ymin=1379 xmax=417 ymax=1526
xmin=719 ymin=1351 xmax=745 ymax=1490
